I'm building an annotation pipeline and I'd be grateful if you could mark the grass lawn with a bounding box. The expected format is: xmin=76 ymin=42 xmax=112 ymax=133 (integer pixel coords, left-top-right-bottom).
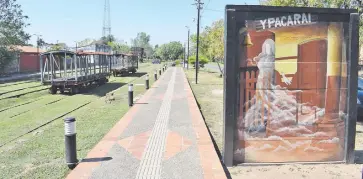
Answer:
xmin=0 ymin=63 xmax=163 ymax=179
xmin=184 ymin=68 xmax=224 ymax=152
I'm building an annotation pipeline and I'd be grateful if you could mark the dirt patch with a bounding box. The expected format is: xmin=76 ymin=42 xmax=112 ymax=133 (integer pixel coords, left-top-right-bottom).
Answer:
xmin=229 ymin=163 xmax=362 ymax=179
xmin=212 ymin=89 xmax=223 ymax=96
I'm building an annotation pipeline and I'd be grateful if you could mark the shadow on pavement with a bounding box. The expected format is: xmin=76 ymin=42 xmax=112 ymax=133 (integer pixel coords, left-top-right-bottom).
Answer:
xmin=134 ymin=102 xmax=148 ymax=105
xmin=80 ymin=157 xmax=113 ymax=163
xmin=355 ymin=150 xmax=363 ymax=164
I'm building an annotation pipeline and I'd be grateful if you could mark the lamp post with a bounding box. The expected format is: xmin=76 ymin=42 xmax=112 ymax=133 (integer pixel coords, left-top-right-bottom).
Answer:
xmin=185 ymin=26 xmax=190 ymax=70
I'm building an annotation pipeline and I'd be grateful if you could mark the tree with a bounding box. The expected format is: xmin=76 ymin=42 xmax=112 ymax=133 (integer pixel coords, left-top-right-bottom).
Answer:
xmin=261 ymin=0 xmax=363 ymax=49
xmin=131 ymin=32 xmax=154 ymax=58
xmin=47 ymin=43 xmax=67 ymax=51
xmin=153 ymin=44 xmax=160 ymax=58
xmin=155 ymin=43 xmax=169 ymax=60
xmin=167 ymin=41 xmax=184 ymax=60
xmin=131 ymin=32 xmax=150 ymax=47
xmin=190 ymin=27 xmax=210 ymax=55
xmin=206 ymin=19 xmax=224 ymax=63
xmin=37 ymin=38 xmax=46 ymax=48
xmin=0 ymin=0 xmax=30 ymax=72
xmin=107 ymin=40 xmax=130 ymax=54
xmin=154 ymin=41 xmax=184 ymax=61
xmin=100 ymin=35 xmax=115 ymax=44
xmin=117 ymin=43 xmax=130 ymax=54
xmin=78 ymin=38 xmax=96 ymax=47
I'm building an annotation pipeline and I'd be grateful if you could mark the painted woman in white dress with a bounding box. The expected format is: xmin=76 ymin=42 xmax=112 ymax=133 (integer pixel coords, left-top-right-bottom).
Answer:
xmin=237 ymin=38 xmax=325 ymax=139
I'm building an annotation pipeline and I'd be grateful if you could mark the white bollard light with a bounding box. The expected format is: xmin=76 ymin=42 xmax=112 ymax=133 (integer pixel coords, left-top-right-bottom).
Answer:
xmin=128 ymin=84 xmax=134 ymax=106
xmin=64 ymin=117 xmax=78 ymax=169
xmin=145 ymin=74 xmax=150 ymax=90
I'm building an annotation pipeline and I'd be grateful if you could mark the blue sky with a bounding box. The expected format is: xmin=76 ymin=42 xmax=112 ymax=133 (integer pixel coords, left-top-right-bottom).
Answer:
xmin=18 ymin=0 xmax=259 ymax=48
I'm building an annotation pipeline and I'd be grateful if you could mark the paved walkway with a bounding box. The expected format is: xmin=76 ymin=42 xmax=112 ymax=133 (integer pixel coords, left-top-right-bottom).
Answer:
xmin=66 ymin=67 xmax=226 ymax=179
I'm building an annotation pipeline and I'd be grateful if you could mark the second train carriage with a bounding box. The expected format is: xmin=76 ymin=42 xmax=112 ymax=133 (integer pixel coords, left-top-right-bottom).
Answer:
xmin=110 ymin=53 xmax=138 ymax=77
xmin=40 ymin=50 xmax=112 ymax=95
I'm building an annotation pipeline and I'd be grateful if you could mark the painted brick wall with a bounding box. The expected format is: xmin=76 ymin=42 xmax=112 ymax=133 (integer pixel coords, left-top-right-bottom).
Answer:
xmin=19 ymin=53 xmax=40 ymax=72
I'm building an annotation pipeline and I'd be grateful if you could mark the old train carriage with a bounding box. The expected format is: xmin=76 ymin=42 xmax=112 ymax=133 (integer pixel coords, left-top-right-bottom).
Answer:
xmin=40 ymin=50 xmax=111 ymax=94
xmin=110 ymin=53 xmax=138 ymax=77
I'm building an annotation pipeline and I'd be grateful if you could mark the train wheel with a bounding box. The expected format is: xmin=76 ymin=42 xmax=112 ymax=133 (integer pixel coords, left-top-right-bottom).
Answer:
xmin=97 ymin=79 xmax=104 ymax=86
xmin=75 ymin=87 xmax=80 ymax=94
xmin=59 ymin=87 xmax=65 ymax=94
xmin=101 ymin=78 xmax=106 ymax=85
xmin=49 ymin=87 xmax=57 ymax=94
xmin=70 ymin=86 xmax=79 ymax=95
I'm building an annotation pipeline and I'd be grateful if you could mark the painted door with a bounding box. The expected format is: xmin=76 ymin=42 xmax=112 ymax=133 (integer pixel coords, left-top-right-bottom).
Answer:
xmin=297 ymin=39 xmax=327 ymax=108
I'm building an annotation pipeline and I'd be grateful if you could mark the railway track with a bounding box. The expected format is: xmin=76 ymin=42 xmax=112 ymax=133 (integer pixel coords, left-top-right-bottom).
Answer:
xmin=8 ymin=98 xmax=66 ymax=118
xmin=0 ymin=87 xmax=49 ymax=101
xmin=0 ymin=80 xmax=36 ymax=87
xmin=0 ymin=102 xmax=91 ymax=147
xmin=0 ymin=71 xmax=153 ymax=148
xmin=0 ymin=85 xmax=43 ymax=96
xmin=0 ymin=75 xmax=130 ymax=112
xmin=0 ymin=98 xmax=43 ymax=112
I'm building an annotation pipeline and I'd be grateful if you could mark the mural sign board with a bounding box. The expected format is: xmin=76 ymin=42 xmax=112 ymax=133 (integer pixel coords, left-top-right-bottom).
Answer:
xmin=223 ymin=5 xmax=359 ymax=166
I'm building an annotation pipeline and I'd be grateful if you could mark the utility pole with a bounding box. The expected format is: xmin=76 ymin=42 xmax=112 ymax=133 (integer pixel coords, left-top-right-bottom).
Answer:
xmin=193 ymin=0 xmax=203 ymax=84
xmin=184 ymin=42 xmax=186 ymax=68
xmin=185 ymin=26 xmax=190 ymax=70
xmin=74 ymin=41 xmax=78 ymax=53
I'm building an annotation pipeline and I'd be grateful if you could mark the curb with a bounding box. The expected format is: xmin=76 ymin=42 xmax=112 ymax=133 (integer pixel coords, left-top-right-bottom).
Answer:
xmin=182 ymin=69 xmax=227 ymax=179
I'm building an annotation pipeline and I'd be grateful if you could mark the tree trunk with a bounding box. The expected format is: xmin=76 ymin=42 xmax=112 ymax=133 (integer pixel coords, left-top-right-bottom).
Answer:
xmin=216 ymin=59 xmax=224 ymax=76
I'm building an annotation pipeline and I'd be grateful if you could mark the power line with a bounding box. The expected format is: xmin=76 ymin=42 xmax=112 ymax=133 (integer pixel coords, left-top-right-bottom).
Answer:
xmin=204 ymin=8 xmax=223 ymax=12
xmin=201 ymin=0 xmax=211 ymax=15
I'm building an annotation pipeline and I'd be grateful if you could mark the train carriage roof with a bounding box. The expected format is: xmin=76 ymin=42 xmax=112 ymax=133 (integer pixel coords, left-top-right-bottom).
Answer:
xmin=76 ymin=51 xmax=112 ymax=55
xmin=40 ymin=50 xmax=76 ymax=56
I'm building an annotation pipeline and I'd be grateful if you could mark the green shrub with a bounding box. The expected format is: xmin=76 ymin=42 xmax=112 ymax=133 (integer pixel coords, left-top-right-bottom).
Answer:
xmin=175 ymin=60 xmax=181 ymax=65
xmin=188 ymin=55 xmax=209 ymax=68
xmin=199 ymin=56 xmax=209 ymax=66
xmin=188 ymin=56 xmax=196 ymax=64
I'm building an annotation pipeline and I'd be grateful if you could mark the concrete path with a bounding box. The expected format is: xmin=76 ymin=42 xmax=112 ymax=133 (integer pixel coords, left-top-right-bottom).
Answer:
xmin=66 ymin=67 xmax=226 ymax=179
xmin=204 ymin=63 xmax=223 ymax=73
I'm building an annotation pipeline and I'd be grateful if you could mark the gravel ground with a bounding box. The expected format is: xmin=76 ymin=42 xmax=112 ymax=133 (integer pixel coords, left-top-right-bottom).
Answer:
xmin=186 ymin=68 xmax=363 ymax=179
